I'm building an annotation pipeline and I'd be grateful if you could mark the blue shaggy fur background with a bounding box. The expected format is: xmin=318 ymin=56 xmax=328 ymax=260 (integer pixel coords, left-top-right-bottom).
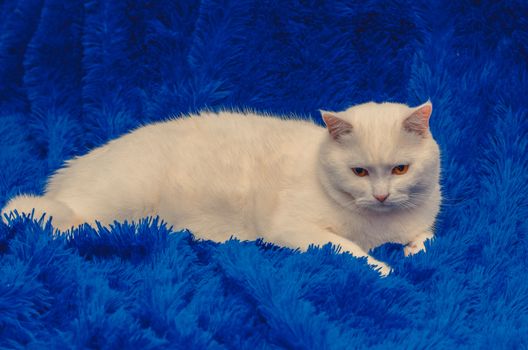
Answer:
xmin=1 ymin=0 xmax=527 ymax=348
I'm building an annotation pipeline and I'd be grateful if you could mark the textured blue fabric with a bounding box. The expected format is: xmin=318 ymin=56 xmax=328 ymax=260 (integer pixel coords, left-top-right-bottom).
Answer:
xmin=0 ymin=0 xmax=527 ymax=348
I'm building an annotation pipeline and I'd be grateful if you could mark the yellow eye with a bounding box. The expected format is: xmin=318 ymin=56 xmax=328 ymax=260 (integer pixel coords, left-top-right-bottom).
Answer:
xmin=352 ymin=167 xmax=369 ymax=177
xmin=392 ymin=164 xmax=409 ymax=175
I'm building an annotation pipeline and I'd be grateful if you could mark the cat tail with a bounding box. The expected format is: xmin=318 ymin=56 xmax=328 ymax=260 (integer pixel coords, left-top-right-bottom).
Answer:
xmin=1 ymin=195 xmax=80 ymax=232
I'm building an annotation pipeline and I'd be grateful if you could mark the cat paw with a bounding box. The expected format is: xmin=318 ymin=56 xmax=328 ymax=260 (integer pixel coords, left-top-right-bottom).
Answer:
xmin=404 ymin=231 xmax=434 ymax=257
xmin=368 ymin=258 xmax=392 ymax=277
xmin=2 ymin=195 xmax=79 ymax=232
xmin=404 ymin=242 xmax=425 ymax=256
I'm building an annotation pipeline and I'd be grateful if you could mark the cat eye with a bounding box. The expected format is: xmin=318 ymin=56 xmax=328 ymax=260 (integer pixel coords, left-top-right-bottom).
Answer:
xmin=352 ymin=167 xmax=369 ymax=177
xmin=392 ymin=164 xmax=409 ymax=175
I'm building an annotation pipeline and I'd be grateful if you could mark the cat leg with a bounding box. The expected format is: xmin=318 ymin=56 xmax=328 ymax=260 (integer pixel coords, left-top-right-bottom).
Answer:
xmin=269 ymin=227 xmax=392 ymax=277
xmin=2 ymin=195 xmax=81 ymax=232
xmin=404 ymin=230 xmax=434 ymax=257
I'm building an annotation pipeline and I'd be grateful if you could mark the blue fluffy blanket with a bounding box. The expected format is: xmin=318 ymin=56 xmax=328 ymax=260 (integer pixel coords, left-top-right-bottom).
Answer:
xmin=1 ymin=0 xmax=527 ymax=348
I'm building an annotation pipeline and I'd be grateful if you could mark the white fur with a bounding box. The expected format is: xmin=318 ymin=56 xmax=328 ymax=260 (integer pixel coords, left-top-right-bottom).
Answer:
xmin=2 ymin=102 xmax=442 ymax=276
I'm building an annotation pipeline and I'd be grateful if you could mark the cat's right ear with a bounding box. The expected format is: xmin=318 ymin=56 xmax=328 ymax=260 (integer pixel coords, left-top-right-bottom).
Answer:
xmin=321 ymin=111 xmax=353 ymax=141
xmin=403 ymin=102 xmax=432 ymax=137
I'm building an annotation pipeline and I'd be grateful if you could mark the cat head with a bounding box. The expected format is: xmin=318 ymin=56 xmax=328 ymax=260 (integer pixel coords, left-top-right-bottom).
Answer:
xmin=318 ymin=101 xmax=440 ymax=213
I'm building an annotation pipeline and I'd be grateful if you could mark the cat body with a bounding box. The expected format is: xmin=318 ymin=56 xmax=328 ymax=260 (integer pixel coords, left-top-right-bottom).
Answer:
xmin=2 ymin=102 xmax=441 ymax=276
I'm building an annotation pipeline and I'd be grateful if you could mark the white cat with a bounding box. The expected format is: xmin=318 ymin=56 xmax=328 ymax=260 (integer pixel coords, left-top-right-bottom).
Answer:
xmin=2 ymin=102 xmax=441 ymax=276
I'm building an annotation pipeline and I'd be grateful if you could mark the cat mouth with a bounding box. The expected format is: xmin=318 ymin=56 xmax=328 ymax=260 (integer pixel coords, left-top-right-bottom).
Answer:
xmin=369 ymin=204 xmax=394 ymax=212
xmin=367 ymin=199 xmax=416 ymax=212
xmin=342 ymin=192 xmax=399 ymax=212
xmin=359 ymin=201 xmax=399 ymax=213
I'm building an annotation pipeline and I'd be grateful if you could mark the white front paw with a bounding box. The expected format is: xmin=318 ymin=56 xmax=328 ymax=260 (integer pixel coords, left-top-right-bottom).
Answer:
xmin=404 ymin=231 xmax=434 ymax=257
xmin=404 ymin=241 xmax=425 ymax=256
xmin=368 ymin=257 xmax=392 ymax=277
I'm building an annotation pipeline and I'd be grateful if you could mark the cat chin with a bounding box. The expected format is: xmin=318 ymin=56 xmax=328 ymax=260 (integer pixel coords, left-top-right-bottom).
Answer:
xmin=364 ymin=205 xmax=394 ymax=213
xmin=359 ymin=202 xmax=405 ymax=213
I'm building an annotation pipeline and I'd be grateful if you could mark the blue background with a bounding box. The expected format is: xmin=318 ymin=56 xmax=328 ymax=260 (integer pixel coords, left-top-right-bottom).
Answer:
xmin=0 ymin=0 xmax=527 ymax=348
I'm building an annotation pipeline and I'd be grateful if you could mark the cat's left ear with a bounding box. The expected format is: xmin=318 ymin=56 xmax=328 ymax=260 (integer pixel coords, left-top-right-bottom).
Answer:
xmin=403 ymin=101 xmax=432 ymax=137
xmin=320 ymin=111 xmax=353 ymax=141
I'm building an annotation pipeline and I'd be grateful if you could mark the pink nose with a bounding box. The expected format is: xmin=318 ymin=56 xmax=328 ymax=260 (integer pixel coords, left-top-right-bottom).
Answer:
xmin=374 ymin=194 xmax=389 ymax=202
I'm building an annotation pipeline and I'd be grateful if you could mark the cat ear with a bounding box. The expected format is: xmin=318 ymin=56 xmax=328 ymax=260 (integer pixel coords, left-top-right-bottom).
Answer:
xmin=321 ymin=111 xmax=353 ymax=140
xmin=403 ymin=101 xmax=432 ymax=137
